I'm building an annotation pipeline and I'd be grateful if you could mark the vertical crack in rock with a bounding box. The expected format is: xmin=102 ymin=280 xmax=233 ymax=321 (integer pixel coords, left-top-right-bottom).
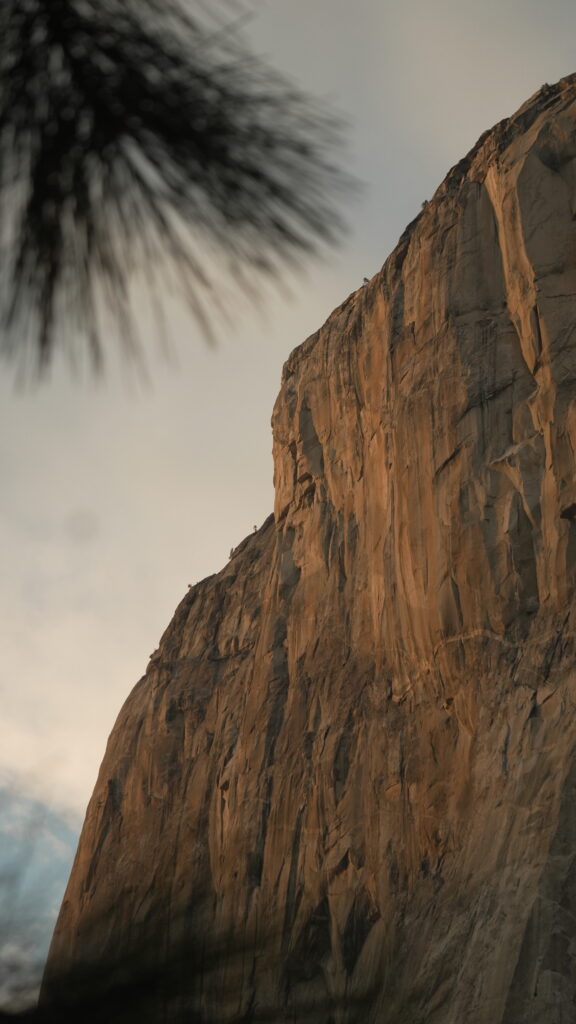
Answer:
xmin=298 ymin=401 xmax=324 ymax=478
xmin=333 ymin=711 xmax=354 ymax=805
xmin=284 ymin=895 xmax=331 ymax=993
xmin=282 ymin=806 xmax=305 ymax=943
xmin=341 ymin=888 xmax=381 ymax=976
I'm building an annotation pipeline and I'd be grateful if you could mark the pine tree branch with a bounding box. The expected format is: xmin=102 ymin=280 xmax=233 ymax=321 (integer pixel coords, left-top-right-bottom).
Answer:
xmin=0 ymin=0 xmax=351 ymax=374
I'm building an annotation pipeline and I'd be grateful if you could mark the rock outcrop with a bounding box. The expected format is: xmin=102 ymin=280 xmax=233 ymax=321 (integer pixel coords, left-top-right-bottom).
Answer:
xmin=42 ymin=76 xmax=576 ymax=1024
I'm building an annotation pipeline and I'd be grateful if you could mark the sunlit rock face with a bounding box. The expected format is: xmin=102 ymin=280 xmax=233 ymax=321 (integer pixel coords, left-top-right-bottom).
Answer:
xmin=42 ymin=75 xmax=576 ymax=1024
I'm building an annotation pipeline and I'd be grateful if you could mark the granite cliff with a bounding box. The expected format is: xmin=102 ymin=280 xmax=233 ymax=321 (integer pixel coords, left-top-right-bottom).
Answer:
xmin=42 ymin=76 xmax=576 ymax=1023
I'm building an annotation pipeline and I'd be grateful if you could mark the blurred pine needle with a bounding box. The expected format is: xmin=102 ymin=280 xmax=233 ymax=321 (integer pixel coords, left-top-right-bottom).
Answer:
xmin=0 ymin=0 xmax=350 ymax=373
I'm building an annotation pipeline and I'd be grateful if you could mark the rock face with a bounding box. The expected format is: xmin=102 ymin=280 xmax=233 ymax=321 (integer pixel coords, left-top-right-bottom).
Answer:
xmin=43 ymin=76 xmax=576 ymax=1023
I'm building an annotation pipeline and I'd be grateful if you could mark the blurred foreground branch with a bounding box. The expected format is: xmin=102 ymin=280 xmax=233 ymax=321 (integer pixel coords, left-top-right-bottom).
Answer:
xmin=0 ymin=0 xmax=351 ymax=373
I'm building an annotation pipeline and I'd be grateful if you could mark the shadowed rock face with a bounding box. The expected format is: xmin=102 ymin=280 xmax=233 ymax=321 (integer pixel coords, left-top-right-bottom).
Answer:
xmin=42 ymin=75 xmax=576 ymax=1023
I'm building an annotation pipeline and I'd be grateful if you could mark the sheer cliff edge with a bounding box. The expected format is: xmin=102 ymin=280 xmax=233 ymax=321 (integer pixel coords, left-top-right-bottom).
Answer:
xmin=42 ymin=75 xmax=576 ymax=1024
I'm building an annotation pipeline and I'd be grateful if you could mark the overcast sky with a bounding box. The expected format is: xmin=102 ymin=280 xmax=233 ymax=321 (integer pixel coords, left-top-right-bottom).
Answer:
xmin=1 ymin=0 xmax=575 ymax=838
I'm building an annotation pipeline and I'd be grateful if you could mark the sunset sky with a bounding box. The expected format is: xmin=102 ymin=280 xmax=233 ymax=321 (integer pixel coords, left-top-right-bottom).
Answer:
xmin=1 ymin=0 xmax=576 ymax=1004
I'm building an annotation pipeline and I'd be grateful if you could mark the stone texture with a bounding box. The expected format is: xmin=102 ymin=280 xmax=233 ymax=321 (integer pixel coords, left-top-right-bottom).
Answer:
xmin=43 ymin=75 xmax=576 ymax=1023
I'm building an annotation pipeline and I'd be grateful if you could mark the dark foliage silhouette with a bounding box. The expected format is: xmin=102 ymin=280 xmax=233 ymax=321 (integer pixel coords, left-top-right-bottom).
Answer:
xmin=0 ymin=0 xmax=349 ymax=372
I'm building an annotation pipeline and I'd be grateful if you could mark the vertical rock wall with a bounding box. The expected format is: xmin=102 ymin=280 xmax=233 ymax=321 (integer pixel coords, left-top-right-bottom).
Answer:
xmin=43 ymin=76 xmax=576 ymax=1024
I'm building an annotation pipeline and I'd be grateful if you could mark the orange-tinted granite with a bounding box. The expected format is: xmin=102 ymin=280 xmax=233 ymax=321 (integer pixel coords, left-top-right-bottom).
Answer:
xmin=43 ymin=75 xmax=576 ymax=1024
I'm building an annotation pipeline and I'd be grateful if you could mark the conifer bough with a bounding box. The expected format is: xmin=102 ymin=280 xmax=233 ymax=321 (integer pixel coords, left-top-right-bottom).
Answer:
xmin=0 ymin=0 xmax=347 ymax=371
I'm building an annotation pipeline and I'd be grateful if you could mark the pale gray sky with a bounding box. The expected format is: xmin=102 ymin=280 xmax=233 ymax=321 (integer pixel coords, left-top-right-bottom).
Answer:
xmin=1 ymin=0 xmax=575 ymax=816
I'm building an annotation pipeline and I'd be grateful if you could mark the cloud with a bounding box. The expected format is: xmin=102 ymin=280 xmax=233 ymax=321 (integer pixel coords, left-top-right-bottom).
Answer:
xmin=0 ymin=939 xmax=43 ymax=1012
xmin=0 ymin=785 xmax=79 ymax=1011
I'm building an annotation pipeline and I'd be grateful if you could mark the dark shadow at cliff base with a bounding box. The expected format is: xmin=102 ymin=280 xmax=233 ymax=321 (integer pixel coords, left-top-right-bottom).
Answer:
xmin=0 ymin=983 xmax=376 ymax=1024
xmin=2 ymin=910 xmax=377 ymax=1024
